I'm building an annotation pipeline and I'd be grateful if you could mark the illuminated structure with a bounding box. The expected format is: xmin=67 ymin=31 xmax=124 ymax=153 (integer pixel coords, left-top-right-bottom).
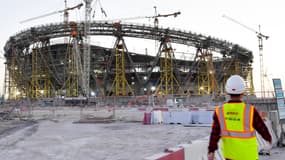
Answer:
xmin=3 ymin=21 xmax=254 ymax=99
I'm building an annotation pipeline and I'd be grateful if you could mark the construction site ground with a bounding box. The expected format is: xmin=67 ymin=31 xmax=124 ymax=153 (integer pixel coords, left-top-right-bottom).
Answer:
xmin=0 ymin=106 xmax=284 ymax=160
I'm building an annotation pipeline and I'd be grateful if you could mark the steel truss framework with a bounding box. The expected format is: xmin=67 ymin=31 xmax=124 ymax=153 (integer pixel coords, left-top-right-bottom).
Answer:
xmin=3 ymin=21 xmax=254 ymax=99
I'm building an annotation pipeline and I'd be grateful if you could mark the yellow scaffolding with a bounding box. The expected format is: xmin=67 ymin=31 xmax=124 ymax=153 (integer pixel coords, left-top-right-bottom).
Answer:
xmin=65 ymin=43 xmax=78 ymax=97
xmin=68 ymin=44 xmax=78 ymax=96
xmin=3 ymin=63 xmax=8 ymax=99
xmin=7 ymin=48 xmax=24 ymax=99
xmin=3 ymin=62 xmax=15 ymax=100
xmin=31 ymin=47 xmax=51 ymax=98
xmin=25 ymin=80 xmax=31 ymax=98
xmin=156 ymin=39 xmax=182 ymax=95
xmin=197 ymin=48 xmax=217 ymax=95
xmin=234 ymin=60 xmax=241 ymax=75
xmin=244 ymin=65 xmax=255 ymax=95
xmin=221 ymin=59 xmax=242 ymax=94
xmin=111 ymin=41 xmax=134 ymax=96
xmin=8 ymin=56 xmax=17 ymax=99
xmin=221 ymin=60 xmax=254 ymax=95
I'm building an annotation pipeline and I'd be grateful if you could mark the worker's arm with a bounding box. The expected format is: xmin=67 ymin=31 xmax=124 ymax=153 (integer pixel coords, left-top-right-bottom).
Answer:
xmin=253 ymin=107 xmax=272 ymax=143
xmin=208 ymin=112 xmax=221 ymax=153
xmin=208 ymin=152 xmax=214 ymax=160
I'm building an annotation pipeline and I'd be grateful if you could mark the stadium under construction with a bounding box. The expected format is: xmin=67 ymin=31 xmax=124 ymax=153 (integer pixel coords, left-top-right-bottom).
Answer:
xmin=3 ymin=21 xmax=254 ymax=100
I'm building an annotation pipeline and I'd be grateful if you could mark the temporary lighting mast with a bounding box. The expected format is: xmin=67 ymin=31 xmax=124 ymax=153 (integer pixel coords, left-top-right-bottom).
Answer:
xmin=222 ymin=14 xmax=269 ymax=98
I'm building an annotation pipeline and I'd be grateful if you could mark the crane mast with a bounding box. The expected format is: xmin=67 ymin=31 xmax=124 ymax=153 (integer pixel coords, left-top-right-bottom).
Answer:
xmin=222 ymin=14 xmax=269 ymax=98
xmin=64 ymin=0 xmax=68 ymax=23
xmin=83 ymin=0 xmax=93 ymax=97
xmin=257 ymin=25 xmax=269 ymax=98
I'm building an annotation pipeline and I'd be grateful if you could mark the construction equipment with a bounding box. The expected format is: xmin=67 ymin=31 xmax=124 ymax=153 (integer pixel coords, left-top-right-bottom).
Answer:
xmin=222 ymin=14 xmax=269 ymax=98
xmin=20 ymin=2 xmax=83 ymax=23
xmin=92 ymin=0 xmax=107 ymax=18
xmin=103 ymin=11 xmax=181 ymax=24
xmin=0 ymin=55 xmax=4 ymax=60
xmin=83 ymin=0 xmax=93 ymax=97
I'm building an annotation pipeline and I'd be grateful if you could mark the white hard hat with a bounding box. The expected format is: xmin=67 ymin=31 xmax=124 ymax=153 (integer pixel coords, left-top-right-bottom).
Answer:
xmin=225 ymin=75 xmax=246 ymax=94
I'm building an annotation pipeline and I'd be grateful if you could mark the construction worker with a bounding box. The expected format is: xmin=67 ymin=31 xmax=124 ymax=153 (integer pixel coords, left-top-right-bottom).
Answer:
xmin=208 ymin=75 xmax=272 ymax=160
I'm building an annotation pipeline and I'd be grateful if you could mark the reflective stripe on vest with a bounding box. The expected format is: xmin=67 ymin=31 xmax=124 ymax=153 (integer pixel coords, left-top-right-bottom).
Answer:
xmin=216 ymin=103 xmax=256 ymax=138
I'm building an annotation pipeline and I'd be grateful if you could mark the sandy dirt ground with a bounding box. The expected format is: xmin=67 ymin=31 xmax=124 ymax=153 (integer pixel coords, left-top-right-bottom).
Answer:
xmin=0 ymin=107 xmax=211 ymax=160
xmin=259 ymin=147 xmax=285 ymax=160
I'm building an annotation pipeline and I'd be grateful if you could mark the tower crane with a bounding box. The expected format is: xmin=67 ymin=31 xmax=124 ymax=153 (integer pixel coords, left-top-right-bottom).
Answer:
xmin=20 ymin=2 xmax=83 ymax=24
xmin=105 ymin=9 xmax=180 ymax=54
xmin=104 ymin=11 xmax=181 ymax=24
xmin=222 ymin=14 xmax=269 ymax=98
xmin=0 ymin=50 xmax=4 ymax=58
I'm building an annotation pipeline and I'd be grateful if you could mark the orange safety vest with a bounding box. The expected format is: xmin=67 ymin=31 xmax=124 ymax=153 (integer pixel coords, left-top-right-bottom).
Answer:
xmin=216 ymin=102 xmax=258 ymax=160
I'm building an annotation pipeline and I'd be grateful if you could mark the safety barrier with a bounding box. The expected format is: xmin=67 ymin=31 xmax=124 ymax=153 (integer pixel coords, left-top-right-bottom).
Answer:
xmin=143 ymin=110 xmax=214 ymax=125
xmin=179 ymin=142 xmax=207 ymax=160
xmin=191 ymin=111 xmax=213 ymax=124
xmin=143 ymin=112 xmax=151 ymax=124
xmin=163 ymin=111 xmax=192 ymax=125
xmin=144 ymin=147 xmax=184 ymax=160
xmin=151 ymin=110 xmax=163 ymax=124
xmin=152 ymin=107 xmax=169 ymax=111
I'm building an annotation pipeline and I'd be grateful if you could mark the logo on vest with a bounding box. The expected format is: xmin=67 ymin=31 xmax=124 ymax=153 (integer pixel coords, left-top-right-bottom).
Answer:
xmin=225 ymin=116 xmax=241 ymax=121
xmin=225 ymin=112 xmax=240 ymax=121
xmin=226 ymin=111 xmax=238 ymax=115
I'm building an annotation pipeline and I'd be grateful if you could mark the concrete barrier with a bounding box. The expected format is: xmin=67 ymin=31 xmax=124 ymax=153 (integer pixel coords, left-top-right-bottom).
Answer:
xmin=168 ymin=112 xmax=192 ymax=125
xmin=264 ymin=118 xmax=278 ymax=146
xmin=144 ymin=152 xmax=171 ymax=160
xmin=152 ymin=107 xmax=169 ymax=111
xmin=144 ymin=147 xmax=184 ymax=160
xmin=161 ymin=110 xmax=213 ymax=125
xmin=162 ymin=111 xmax=192 ymax=125
xmin=257 ymin=118 xmax=277 ymax=155
xmin=143 ymin=112 xmax=151 ymax=125
xmin=177 ymin=144 xmax=191 ymax=160
xmin=162 ymin=112 xmax=171 ymax=124
xmin=179 ymin=141 xmax=207 ymax=160
xmin=151 ymin=110 xmax=163 ymax=124
xmin=191 ymin=111 xmax=213 ymax=124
